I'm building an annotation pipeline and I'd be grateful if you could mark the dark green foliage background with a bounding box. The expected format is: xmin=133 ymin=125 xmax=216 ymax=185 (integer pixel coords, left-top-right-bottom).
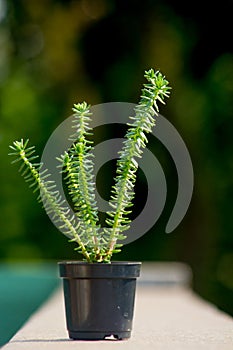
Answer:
xmin=0 ymin=0 xmax=233 ymax=315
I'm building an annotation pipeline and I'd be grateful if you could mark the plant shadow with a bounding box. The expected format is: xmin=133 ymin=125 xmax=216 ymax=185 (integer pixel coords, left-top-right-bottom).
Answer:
xmin=12 ymin=337 xmax=122 ymax=343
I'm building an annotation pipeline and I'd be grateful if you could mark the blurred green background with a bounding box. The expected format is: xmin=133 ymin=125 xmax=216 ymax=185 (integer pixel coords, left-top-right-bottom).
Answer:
xmin=0 ymin=0 xmax=233 ymax=339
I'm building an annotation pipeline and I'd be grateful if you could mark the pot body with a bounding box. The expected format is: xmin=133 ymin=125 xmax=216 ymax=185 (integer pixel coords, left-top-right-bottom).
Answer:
xmin=58 ymin=261 xmax=141 ymax=340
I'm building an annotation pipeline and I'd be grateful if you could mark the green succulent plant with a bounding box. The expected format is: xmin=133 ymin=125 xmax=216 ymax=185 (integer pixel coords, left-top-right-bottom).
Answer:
xmin=9 ymin=68 xmax=170 ymax=263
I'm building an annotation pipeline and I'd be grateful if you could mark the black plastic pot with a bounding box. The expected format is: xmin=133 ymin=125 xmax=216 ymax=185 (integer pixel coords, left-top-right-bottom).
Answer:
xmin=58 ymin=261 xmax=141 ymax=340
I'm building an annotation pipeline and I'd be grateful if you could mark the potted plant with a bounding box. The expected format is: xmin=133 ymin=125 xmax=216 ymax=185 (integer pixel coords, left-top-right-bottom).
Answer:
xmin=9 ymin=68 xmax=170 ymax=340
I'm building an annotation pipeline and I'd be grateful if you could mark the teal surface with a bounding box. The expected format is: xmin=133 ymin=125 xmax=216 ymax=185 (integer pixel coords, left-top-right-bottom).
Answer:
xmin=0 ymin=263 xmax=59 ymax=347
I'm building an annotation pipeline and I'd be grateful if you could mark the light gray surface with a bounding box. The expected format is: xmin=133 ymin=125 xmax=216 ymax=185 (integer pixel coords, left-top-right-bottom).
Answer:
xmin=2 ymin=263 xmax=233 ymax=350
